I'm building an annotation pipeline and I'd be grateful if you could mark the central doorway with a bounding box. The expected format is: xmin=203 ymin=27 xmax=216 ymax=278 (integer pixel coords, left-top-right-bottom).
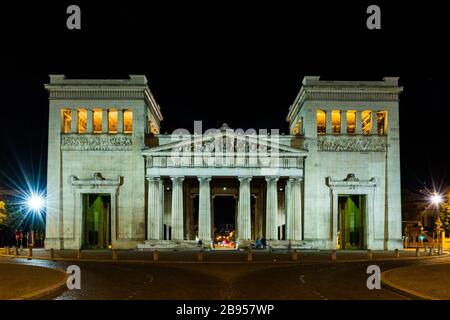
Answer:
xmin=213 ymin=196 xmax=236 ymax=249
xmin=82 ymin=194 xmax=111 ymax=249
xmin=338 ymin=195 xmax=366 ymax=249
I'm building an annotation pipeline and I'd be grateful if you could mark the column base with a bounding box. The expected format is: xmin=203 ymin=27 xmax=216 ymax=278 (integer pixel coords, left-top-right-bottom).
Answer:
xmin=236 ymin=239 xmax=252 ymax=249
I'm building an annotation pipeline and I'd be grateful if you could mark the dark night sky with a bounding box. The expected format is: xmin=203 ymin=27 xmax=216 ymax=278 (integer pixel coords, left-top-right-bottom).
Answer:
xmin=0 ymin=1 xmax=449 ymax=192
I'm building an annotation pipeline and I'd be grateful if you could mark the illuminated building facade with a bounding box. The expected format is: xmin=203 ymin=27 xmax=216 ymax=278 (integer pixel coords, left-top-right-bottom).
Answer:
xmin=44 ymin=75 xmax=403 ymax=250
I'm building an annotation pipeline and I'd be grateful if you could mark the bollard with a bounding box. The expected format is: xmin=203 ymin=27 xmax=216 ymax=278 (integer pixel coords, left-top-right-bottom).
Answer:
xmin=291 ymin=249 xmax=298 ymax=261
xmin=438 ymin=243 xmax=443 ymax=256
xmin=415 ymin=247 xmax=420 ymax=257
xmin=5 ymin=246 xmax=10 ymax=255
xmin=394 ymin=249 xmax=400 ymax=258
xmin=429 ymin=246 xmax=435 ymax=256
xmin=77 ymin=249 xmax=82 ymax=259
xmin=331 ymin=250 xmax=337 ymax=262
xmin=153 ymin=250 xmax=159 ymax=261
xmin=14 ymin=246 xmax=19 ymax=256
xmin=112 ymin=249 xmax=118 ymax=261
xmin=27 ymin=246 xmax=33 ymax=260
xmin=247 ymin=250 xmax=253 ymax=262
xmin=50 ymin=248 xmax=55 ymax=259
xmin=367 ymin=249 xmax=373 ymax=260
xmin=197 ymin=250 xmax=203 ymax=262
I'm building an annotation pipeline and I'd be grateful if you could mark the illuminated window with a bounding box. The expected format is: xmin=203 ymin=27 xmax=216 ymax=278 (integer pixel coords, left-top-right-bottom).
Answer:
xmin=346 ymin=111 xmax=356 ymax=134
xmin=77 ymin=109 xmax=87 ymax=134
xmin=61 ymin=109 xmax=72 ymax=133
xmin=93 ymin=109 xmax=102 ymax=134
xmin=331 ymin=110 xmax=341 ymax=134
xmin=108 ymin=109 xmax=117 ymax=133
xmin=376 ymin=111 xmax=387 ymax=135
xmin=316 ymin=110 xmax=326 ymax=135
xmin=124 ymin=110 xmax=133 ymax=134
xmin=362 ymin=111 xmax=372 ymax=135
xmin=291 ymin=118 xmax=303 ymax=135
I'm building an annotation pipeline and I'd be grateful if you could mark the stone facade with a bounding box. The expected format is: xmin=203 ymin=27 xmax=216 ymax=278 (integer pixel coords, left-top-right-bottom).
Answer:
xmin=45 ymin=75 xmax=403 ymax=250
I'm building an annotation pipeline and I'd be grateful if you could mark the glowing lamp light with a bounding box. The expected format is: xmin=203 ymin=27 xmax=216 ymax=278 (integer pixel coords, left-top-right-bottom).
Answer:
xmin=430 ymin=193 xmax=444 ymax=206
xmin=26 ymin=193 xmax=45 ymax=213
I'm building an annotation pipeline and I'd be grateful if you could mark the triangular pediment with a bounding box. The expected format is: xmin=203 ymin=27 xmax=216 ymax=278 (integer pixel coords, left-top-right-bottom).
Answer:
xmin=142 ymin=130 xmax=307 ymax=155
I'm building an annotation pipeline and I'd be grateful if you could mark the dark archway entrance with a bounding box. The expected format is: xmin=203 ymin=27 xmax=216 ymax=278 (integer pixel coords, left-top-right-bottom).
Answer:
xmin=213 ymin=196 xmax=236 ymax=249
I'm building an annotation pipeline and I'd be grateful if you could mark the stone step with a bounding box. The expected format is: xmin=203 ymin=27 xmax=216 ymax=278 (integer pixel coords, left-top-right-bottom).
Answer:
xmin=137 ymin=240 xmax=199 ymax=250
xmin=268 ymin=240 xmax=312 ymax=250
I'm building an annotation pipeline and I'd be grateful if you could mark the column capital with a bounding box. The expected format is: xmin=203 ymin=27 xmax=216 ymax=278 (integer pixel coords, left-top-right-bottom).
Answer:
xmin=170 ymin=176 xmax=185 ymax=182
xmin=265 ymin=176 xmax=280 ymax=182
xmin=238 ymin=176 xmax=252 ymax=183
xmin=288 ymin=176 xmax=302 ymax=182
xmin=197 ymin=176 xmax=212 ymax=182
xmin=146 ymin=175 xmax=161 ymax=182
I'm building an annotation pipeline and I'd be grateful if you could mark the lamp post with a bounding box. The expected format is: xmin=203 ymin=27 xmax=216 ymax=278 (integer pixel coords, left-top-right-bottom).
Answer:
xmin=25 ymin=193 xmax=45 ymax=248
xmin=430 ymin=192 xmax=444 ymax=254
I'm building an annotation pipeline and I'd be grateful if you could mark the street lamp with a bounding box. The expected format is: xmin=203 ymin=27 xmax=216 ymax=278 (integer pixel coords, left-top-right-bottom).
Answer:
xmin=26 ymin=193 xmax=45 ymax=213
xmin=23 ymin=191 xmax=46 ymax=247
xmin=430 ymin=192 xmax=444 ymax=207
xmin=428 ymin=192 xmax=445 ymax=254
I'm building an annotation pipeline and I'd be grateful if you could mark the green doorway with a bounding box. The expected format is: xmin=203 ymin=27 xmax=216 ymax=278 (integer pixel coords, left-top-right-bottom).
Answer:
xmin=82 ymin=194 xmax=111 ymax=249
xmin=338 ymin=195 xmax=366 ymax=249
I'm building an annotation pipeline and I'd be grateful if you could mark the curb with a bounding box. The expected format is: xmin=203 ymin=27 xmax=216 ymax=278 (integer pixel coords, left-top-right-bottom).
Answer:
xmin=381 ymin=266 xmax=440 ymax=300
xmin=1 ymin=252 xmax=448 ymax=265
xmin=9 ymin=266 xmax=68 ymax=300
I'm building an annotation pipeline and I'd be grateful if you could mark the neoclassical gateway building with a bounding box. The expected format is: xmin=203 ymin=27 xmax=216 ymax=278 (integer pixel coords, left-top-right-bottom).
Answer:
xmin=44 ymin=75 xmax=403 ymax=251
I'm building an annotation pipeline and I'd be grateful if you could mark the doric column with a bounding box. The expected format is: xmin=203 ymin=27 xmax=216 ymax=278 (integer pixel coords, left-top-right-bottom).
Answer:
xmin=265 ymin=177 xmax=279 ymax=240
xmin=237 ymin=176 xmax=252 ymax=242
xmin=198 ymin=176 xmax=212 ymax=243
xmin=147 ymin=176 xmax=163 ymax=240
xmin=170 ymin=176 xmax=185 ymax=240
xmin=356 ymin=111 xmax=362 ymax=134
xmin=159 ymin=177 xmax=165 ymax=238
xmin=71 ymin=109 xmax=78 ymax=133
xmin=287 ymin=177 xmax=302 ymax=240
xmin=86 ymin=109 xmax=93 ymax=133
xmin=341 ymin=111 xmax=347 ymax=134
xmin=117 ymin=109 xmax=123 ymax=133
xmin=257 ymin=188 xmax=264 ymax=239
xmin=325 ymin=111 xmax=332 ymax=134
xmin=285 ymin=179 xmax=291 ymax=239
xmin=102 ymin=109 xmax=108 ymax=133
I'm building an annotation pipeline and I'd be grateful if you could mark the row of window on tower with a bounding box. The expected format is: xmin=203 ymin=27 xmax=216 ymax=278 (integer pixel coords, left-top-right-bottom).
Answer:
xmin=61 ymin=109 xmax=133 ymax=134
xmin=316 ymin=110 xmax=387 ymax=135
